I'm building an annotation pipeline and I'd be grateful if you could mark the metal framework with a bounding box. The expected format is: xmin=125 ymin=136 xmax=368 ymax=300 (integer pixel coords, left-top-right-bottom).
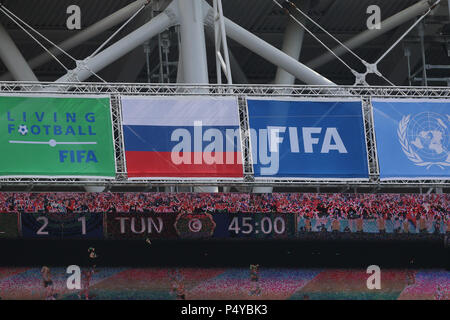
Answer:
xmin=213 ymin=0 xmax=232 ymax=85
xmin=0 ymin=82 xmax=448 ymax=189
xmin=0 ymin=0 xmax=444 ymax=87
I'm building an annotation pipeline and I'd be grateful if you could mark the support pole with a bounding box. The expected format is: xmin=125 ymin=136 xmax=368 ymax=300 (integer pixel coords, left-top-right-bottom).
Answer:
xmin=255 ymin=1 xmax=310 ymax=195
xmin=204 ymin=26 xmax=248 ymax=83
xmin=418 ymin=22 xmax=428 ymax=86
xmin=308 ymin=0 xmax=439 ymax=69
xmin=223 ymin=17 xmax=334 ymax=85
xmin=177 ymin=0 xmax=209 ymax=84
xmin=275 ymin=0 xmax=310 ymax=84
xmin=176 ymin=52 xmax=184 ymax=83
xmin=0 ymin=22 xmax=38 ymax=81
xmin=0 ymin=0 xmax=151 ymax=81
xmin=213 ymin=0 xmax=232 ymax=84
xmin=53 ymin=4 xmax=177 ymax=83
xmin=176 ymin=25 xmax=184 ymax=83
xmin=205 ymin=9 xmax=335 ymax=86
xmin=178 ymin=0 xmax=215 ymax=192
xmin=448 ymin=0 xmax=450 ymax=20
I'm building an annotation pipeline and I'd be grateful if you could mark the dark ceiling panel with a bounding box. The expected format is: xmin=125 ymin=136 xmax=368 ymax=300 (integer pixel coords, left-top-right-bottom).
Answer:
xmin=0 ymin=0 xmax=447 ymax=85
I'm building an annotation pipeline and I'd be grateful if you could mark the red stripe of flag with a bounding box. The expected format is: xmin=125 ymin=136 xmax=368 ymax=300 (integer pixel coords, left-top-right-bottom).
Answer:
xmin=126 ymin=151 xmax=244 ymax=178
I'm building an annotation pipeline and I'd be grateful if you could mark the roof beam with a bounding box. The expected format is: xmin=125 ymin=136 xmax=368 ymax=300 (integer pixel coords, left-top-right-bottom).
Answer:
xmin=275 ymin=0 xmax=310 ymax=85
xmin=0 ymin=0 xmax=151 ymax=81
xmin=0 ymin=22 xmax=37 ymax=81
xmin=202 ymin=1 xmax=335 ymax=86
xmin=307 ymin=0 xmax=440 ymax=69
xmin=53 ymin=2 xmax=178 ymax=83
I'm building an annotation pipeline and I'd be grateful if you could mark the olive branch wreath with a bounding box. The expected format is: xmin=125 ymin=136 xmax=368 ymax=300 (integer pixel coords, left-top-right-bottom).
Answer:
xmin=397 ymin=115 xmax=450 ymax=170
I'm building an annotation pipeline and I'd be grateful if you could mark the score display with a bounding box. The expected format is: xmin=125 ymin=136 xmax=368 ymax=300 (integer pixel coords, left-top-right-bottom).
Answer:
xmin=105 ymin=212 xmax=178 ymax=240
xmin=20 ymin=213 xmax=103 ymax=239
xmin=4 ymin=211 xmax=444 ymax=240
xmin=11 ymin=212 xmax=298 ymax=240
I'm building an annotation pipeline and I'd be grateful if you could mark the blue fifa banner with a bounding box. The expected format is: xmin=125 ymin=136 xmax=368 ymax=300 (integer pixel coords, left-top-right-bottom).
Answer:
xmin=372 ymin=99 xmax=450 ymax=180
xmin=246 ymin=98 xmax=369 ymax=179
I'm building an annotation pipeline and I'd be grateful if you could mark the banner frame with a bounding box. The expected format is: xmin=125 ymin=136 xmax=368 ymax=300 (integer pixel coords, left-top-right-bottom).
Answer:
xmin=120 ymin=95 xmax=245 ymax=180
xmin=246 ymin=96 xmax=371 ymax=181
xmin=0 ymin=93 xmax=117 ymax=179
xmin=371 ymin=97 xmax=450 ymax=181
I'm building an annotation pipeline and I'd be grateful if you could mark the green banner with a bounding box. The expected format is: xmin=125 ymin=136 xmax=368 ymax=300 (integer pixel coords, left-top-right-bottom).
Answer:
xmin=0 ymin=95 xmax=115 ymax=177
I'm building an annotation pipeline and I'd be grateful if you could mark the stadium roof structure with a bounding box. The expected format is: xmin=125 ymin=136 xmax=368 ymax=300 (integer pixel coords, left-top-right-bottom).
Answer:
xmin=0 ymin=0 xmax=449 ymax=85
xmin=0 ymin=0 xmax=449 ymax=193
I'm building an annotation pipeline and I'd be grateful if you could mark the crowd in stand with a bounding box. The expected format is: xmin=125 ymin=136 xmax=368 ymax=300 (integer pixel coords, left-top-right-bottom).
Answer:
xmin=0 ymin=192 xmax=448 ymax=233
xmin=0 ymin=192 xmax=447 ymax=217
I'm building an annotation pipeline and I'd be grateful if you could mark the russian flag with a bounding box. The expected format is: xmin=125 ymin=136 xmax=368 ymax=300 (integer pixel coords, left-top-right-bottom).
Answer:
xmin=121 ymin=96 xmax=244 ymax=179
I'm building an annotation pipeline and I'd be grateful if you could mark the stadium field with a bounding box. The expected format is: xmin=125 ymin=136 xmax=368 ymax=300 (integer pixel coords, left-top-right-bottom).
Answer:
xmin=0 ymin=267 xmax=447 ymax=300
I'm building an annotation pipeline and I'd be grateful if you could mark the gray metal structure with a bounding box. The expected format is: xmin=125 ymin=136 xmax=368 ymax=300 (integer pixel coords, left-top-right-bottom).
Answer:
xmin=0 ymin=0 xmax=448 ymax=85
xmin=0 ymin=0 xmax=449 ymax=193
xmin=0 ymin=81 xmax=448 ymax=193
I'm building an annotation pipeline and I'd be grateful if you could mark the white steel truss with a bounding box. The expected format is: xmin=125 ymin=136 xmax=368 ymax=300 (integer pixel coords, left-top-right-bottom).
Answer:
xmin=2 ymin=82 xmax=450 ymax=98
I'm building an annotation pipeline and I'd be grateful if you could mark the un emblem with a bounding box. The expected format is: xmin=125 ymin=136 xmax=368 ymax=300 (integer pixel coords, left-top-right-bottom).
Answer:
xmin=397 ymin=112 xmax=450 ymax=169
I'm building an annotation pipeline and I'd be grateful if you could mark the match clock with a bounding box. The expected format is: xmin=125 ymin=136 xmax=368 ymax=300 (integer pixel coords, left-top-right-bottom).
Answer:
xmin=212 ymin=213 xmax=296 ymax=239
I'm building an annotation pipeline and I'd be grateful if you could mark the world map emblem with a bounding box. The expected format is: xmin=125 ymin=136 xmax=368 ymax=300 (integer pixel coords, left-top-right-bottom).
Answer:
xmin=397 ymin=112 xmax=450 ymax=169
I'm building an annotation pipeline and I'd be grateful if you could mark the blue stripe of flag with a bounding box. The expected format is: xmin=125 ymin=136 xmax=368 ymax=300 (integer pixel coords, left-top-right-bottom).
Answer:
xmin=123 ymin=125 xmax=241 ymax=152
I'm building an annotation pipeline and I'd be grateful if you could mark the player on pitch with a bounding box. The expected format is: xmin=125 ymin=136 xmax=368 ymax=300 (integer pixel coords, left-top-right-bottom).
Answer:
xmin=79 ymin=267 xmax=95 ymax=300
xmin=249 ymin=264 xmax=261 ymax=296
xmin=41 ymin=266 xmax=55 ymax=300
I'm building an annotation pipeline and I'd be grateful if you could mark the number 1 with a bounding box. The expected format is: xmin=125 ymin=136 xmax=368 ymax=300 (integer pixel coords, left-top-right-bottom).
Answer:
xmin=78 ymin=216 xmax=86 ymax=235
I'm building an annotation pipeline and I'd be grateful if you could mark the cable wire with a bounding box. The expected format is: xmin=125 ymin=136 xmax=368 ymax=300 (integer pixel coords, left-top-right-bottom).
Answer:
xmin=0 ymin=4 xmax=107 ymax=82
xmin=89 ymin=3 xmax=147 ymax=58
xmin=272 ymin=0 xmax=356 ymax=73
xmin=273 ymin=0 xmax=440 ymax=87
xmin=277 ymin=0 xmax=367 ymax=66
xmin=0 ymin=7 xmax=69 ymax=72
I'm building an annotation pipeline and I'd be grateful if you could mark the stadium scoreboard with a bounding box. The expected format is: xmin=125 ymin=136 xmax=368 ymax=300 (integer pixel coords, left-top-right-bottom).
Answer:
xmin=0 ymin=213 xmax=20 ymax=239
xmin=213 ymin=213 xmax=296 ymax=239
xmin=0 ymin=211 xmax=446 ymax=240
xmin=20 ymin=213 xmax=103 ymax=239
xmin=0 ymin=212 xmax=298 ymax=240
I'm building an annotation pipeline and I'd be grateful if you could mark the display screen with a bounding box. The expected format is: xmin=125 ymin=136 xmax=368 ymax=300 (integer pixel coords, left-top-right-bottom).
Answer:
xmin=0 ymin=192 xmax=446 ymax=240
xmin=213 ymin=213 xmax=296 ymax=239
xmin=105 ymin=212 xmax=178 ymax=240
xmin=20 ymin=212 xmax=103 ymax=239
xmin=0 ymin=213 xmax=19 ymax=238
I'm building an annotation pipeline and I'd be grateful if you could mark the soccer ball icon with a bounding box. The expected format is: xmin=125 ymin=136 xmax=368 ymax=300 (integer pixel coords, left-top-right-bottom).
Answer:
xmin=18 ymin=125 xmax=28 ymax=136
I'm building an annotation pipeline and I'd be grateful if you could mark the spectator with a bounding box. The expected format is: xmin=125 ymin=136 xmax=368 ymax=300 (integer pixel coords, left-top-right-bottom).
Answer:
xmin=403 ymin=218 xmax=410 ymax=234
xmin=377 ymin=216 xmax=386 ymax=234
xmin=356 ymin=216 xmax=364 ymax=233
xmin=0 ymin=192 xmax=446 ymax=234
xmin=331 ymin=218 xmax=340 ymax=233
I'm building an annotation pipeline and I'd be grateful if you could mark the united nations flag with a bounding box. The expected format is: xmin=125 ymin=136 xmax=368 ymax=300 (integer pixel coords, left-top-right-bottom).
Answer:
xmin=372 ymin=99 xmax=450 ymax=180
xmin=398 ymin=112 xmax=450 ymax=169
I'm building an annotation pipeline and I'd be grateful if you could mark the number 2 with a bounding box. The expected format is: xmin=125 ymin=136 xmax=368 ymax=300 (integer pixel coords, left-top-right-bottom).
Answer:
xmin=36 ymin=216 xmax=49 ymax=235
